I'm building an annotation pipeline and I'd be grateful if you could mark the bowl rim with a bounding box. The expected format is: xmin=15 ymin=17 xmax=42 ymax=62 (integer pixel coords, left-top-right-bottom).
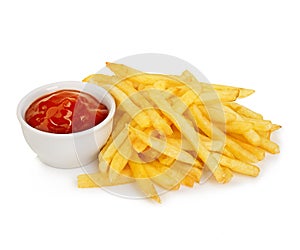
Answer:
xmin=16 ymin=81 xmax=116 ymax=138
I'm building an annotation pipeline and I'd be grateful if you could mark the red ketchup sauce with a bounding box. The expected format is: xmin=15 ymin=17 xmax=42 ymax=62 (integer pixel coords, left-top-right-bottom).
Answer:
xmin=25 ymin=89 xmax=109 ymax=134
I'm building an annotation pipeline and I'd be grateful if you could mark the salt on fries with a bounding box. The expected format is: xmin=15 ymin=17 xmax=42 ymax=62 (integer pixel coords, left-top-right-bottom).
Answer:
xmin=78 ymin=63 xmax=281 ymax=202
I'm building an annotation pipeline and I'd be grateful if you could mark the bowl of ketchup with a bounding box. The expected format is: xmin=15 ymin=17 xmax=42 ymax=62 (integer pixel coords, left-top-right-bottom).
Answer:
xmin=17 ymin=81 xmax=116 ymax=168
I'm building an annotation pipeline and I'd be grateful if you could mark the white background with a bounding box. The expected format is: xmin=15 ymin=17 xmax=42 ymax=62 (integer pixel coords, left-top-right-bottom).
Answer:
xmin=1 ymin=0 xmax=299 ymax=249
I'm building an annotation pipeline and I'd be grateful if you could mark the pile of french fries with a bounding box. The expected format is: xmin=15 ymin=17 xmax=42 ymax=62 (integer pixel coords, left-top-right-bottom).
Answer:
xmin=78 ymin=62 xmax=280 ymax=202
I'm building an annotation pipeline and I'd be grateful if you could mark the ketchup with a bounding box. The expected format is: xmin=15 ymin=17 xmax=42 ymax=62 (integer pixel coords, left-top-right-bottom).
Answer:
xmin=25 ymin=89 xmax=109 ymax=134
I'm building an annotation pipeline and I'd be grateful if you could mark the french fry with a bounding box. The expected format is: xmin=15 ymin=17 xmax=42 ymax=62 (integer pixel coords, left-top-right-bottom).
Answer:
xmin=226 ymin=102 xmax=263 ymax=119
xmin=99 ymin=126 xmax=128 ymax=172
xmin=109 ymin=138 xmax=132 ymax=182
xmin=82 ymin=74 xmax=118 ymax=85
xmin=243 ymin=130 xmax=262 ymax=146
xmin=243 ymin=118 xmax=273 ymax=131
xmin=138 ymin=147 xmax=162 ymax=163
xmin=181 ymin=175 xmax=195 ymax=187
xmin=128 ymin=74 xmax=183 ymax=88
xmin=131 ymin=137 xmax=148 ymax=152
xmin=129 ymin=125 xmax=198 ymax=166
xmin=102 ymin=84 xmax=151 ymax=128
xmin=79 ymin=62 xmax=280 ymax=202
xmin=116 ymin=80 xmax=173 ymax=135
xmin=190 ymin=104 xmax=258 ymax=163
xmin=148 ymin=90 xmax=230 ymax=183
xmin=156 ymin=156 xmax=197 ymax=187
xmin=259 ymin=137 xmax=280 ymax=154
xmin=153 ymin=80 xmax=168 ymax=90
xmin=172 ymin=89 xmax=199 ymax=114
xmin=106 ymin=62 xmax=141 ymax=79
xmin=198 ymin=105 xmax=236 ymax=124
xmin=226 ymin=138 xmax=259 ymax=163
xmin=221 ymin=167 xmax=234 ymax=182
xmin=128 ymin=161 xmax=161 ymax=203
xmin=152 ymin=161 xmax=187 ymax=183
xmin=144 ymin=163 xmax=180 ymax=190
xmin=223 ymin=146 xmax=235 ymax=158
xmin=271 ymin=124 xmax=282 ymax=132
xmin=226 ymin=121 xmax=253 ymax=134
xmin=223 ymin=105 xmax=262 ymax=146
xmin=78 ymin=168 xmax=134 ymax=188
xmin=218 ymin=153 xmax=260 ymax=177
xmin=212 ymin=85 xmax=254 ymax=98
xmin=180 ymin=70 xmax=255 ymax=98
xmin=158 ymin=154 xmax=175 ymax=166
xmin=229 ymin=136 xmax=266 ymax=161
xmin=256 ymin=130 xmax=271 ymax=139
xmin=190 ymin=167 xmax=203 ymax=183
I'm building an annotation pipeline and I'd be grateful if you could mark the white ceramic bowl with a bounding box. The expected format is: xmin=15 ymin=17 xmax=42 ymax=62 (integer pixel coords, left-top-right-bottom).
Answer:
xmin=17 ymin=81 xmax=115 ymax=168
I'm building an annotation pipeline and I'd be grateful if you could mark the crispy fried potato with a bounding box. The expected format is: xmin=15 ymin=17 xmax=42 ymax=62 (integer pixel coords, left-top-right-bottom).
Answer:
xmin=83 ymin=74 xmax=118 ymax=85
xmin=129 ymin=161 xmax=161 ymax=203
xmin=226 ymin=102 xmax=263 ymax=119
xmin=78 ymin=168 xmax=134 ymax=188
xmin=226 ymin=121 xmax=253 ymax=134
xmin=79 ymin=62 xmax=280 ymax=202
xmin=144 ymin=163 xmax=180 ymax=190
xmin=148 ymin=90 xmax=230 ymax=183
xmin=129 ymin=125 xmax=198 ymax=166
xmin=180 ymin=70 xmax=255 ymax=98
xmin=106 ymin=62 xmax=141 ymax=79
xmin=218 ymin=154 xmax=260 ymax=177
xmin=109 ymin=138 xmax=132 ymax=182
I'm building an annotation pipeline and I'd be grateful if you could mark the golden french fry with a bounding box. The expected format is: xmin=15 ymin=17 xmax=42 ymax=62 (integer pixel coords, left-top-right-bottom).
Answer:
xmin=153 ymin=80 xmax=168 ymax=90
xmin=243 ymin=118 xmax=273 ymax=131
xmin=82 ymin=74 xmax=118 ymax=85
xmin=166 ymin=162 xmax=202 ymax=183
xmin=226 ymin=121 xmax=253 ymax=134
xmin=210 ymin=88 xmax=240 ymax=102
xmin=104 ymin=84 xmax=151 ymax=128
xmin=229 ymin=136 xmax=266 ymax=161
xmin=80 ymin=63 xmax=280 ymax=202
xmin=198 ymin=105 xmax=236 ymax=124
xmin=109 ymin=138 xmax=132 ymax=182
xmin=271 ymin=124 xmax=282 ymax=132
xmin=78 ymin=169 xmax=134 ymax=188
xmin=181 ymin=175 xmax=195 ymax=187
xmin=131 ymin=137 xmax=148 ymax=152
xmin=223 ymin=146 xmax=235 ymax=158
xmin=244 ymin=130 xmax=262 ymax=146
xmin=138 ymin=147 xmax=161 ymax=163
xmin=106 ymin=62 xmax=141 ymax=79
xmin=180 ymin=70 xmax=254 ymax=98
xmin=148 ymin=90 xmax=229 ymax=183
xmin=226 ymin=102 xmax=263 ymax=119
xmin=256 ymin=130 xmax=271 ymax=139
xmin=221 ymin=167 xmax=234 ymax=181
xmin=190 ymin=104 xmax=258 ymax=163
xmin=99 ymin=126 xmax=128 ymax=172
xmin=223 ymin=105 xmax=262 ymax=146
xmin=120 ymin=166 xmax=133 ymax=177
xmin=158 ymin=154 xmax=175 ymax=166
xmin=211 ymin=85 xmax=254 ymax=98
xmin=259 ymin=137 xmax=280 ymax=154
xmin=172 ymin=89 xmax=199 ymax=114
xmin=117 ymin=80 xmax=173 ymax=135
xmin=153 ymin=161 xmax=187 ymax=183
xmin=129 ymin=125 xmax=198 ymax=166
xmin=226 ymin=138 xmax=259 ymax=163
xmin=218 ymin=153 xmax=260 ymax=177
xmin=144 ymin=163 xmax=180 ymax=190
xmin=128 ymin=161 xmax=161 ymax=203
xmin=190 ymin=167 xmax=203 ymax=183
